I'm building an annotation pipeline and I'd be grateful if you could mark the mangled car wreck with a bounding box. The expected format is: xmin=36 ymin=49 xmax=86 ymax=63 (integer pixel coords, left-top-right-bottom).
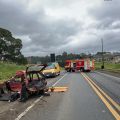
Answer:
xmin=0 ymin=64 xmax=48 ymax=102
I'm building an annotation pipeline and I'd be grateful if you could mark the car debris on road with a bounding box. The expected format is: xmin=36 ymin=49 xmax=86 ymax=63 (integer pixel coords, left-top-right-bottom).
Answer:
xmin=0 ymin=64 xmax=48 ymax=102
xmin=0 ymin=64 xmax=68 ymax=102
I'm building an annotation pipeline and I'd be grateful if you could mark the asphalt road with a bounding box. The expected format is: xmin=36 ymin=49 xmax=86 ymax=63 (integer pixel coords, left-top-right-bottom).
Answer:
xmin=87 ymin=71 xmax=120 ymax=105
xmin=17 ymin=71 xmax=120 ymax=120
xmin=0 ymin=71 xmax=120 ymax=120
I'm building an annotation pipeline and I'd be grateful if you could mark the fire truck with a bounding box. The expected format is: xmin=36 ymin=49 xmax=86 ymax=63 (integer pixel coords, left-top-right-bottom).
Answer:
xmin=64 ymin=59 xmax=94 ymax=72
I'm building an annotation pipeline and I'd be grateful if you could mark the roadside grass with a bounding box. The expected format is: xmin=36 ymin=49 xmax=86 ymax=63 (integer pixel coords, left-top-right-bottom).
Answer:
xmin=0 ymin=62 xmax=25 ymax=83
xmin=95 ymin=62 xmax=120 ymax=73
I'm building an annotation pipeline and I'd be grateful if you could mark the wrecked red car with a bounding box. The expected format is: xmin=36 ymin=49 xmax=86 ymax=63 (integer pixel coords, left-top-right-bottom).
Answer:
xmin=0 ymin=64 xmax=48 ymax=102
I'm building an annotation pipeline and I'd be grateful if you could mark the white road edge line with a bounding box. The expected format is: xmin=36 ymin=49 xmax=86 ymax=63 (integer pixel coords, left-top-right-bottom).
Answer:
xmin=96 ymin=71 xmax=120 ymax=80
xmin=15 ymin=73 xmax=68 ymax=120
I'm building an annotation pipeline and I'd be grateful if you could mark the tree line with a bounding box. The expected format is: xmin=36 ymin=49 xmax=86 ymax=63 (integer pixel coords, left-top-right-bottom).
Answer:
xmin=26 ymin=52 xmax=93 ymax=67
xmin=27 ymin=51 xmax=120 ymax=67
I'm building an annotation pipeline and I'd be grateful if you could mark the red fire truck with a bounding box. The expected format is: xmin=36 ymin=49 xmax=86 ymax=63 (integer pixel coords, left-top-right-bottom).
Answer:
xmin=65 ymin=59 xmax=94 ymax=72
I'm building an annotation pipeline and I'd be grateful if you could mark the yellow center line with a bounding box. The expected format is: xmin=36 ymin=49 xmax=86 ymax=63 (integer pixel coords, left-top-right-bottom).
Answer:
xmin=81 ymin=72 xmax=120 ymax=120
xmin=83 ymin=73 xmax=120 ymax=112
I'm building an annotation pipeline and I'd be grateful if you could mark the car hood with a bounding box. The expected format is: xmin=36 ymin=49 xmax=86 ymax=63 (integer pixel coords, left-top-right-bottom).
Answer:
xmin=42 ymin=69 xmax=55 ymax=73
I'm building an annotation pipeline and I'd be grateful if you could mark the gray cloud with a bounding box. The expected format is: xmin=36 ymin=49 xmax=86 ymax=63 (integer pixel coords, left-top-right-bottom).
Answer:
xmin=0 ymin=0 xmax=45 ymax=35
xmin=29 ymin=20 xmax=80 ymax=47
xmin=89 ymin=0 xmax=120 ymax=29
xmin=0 ymin=0 xmax=120 ymax=56
xmin=86 ymin=0 xmax=120 ymax=52
xmin=0 ymin=0 xmax=81 ymax=56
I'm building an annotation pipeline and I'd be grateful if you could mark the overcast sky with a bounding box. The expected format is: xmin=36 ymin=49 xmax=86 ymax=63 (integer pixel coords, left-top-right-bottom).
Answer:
xmin=0 ymin=0 xmax=120 ymax=56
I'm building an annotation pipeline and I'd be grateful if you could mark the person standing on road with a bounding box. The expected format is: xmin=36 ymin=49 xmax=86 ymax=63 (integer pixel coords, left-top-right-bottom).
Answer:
xmin=19 ymin=75 xmax=28 ymax=102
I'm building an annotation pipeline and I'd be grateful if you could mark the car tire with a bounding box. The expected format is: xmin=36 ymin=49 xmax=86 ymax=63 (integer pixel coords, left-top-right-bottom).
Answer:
xmin=39 ymin=89 xmax=45 ymax=95
xmin=58 ymin=72 xmax=60 ymax=75
xmin=80 ymin=68 xmax=84 ymax=72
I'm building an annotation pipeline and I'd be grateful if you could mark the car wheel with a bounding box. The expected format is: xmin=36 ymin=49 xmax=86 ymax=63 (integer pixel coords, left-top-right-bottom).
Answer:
xmin=53 ymin=73 xmax=56 ymax=77
xmin=39 ymin=89 xmax=45 ymax=95
xmin=58 ymin=72 xmax=60 ymax=75
xmin=80 ymin=68 xmax=84 ymax=72
xmin=72 ymin=69 xmax=75 ymax=72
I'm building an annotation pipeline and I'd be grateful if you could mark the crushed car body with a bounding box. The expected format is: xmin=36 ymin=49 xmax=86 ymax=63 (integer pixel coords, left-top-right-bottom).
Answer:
xmin=0 ymin=64 xmax=48 ymax=102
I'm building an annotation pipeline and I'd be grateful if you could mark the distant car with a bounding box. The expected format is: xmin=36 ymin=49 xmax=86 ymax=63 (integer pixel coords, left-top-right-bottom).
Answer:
xmin=42 ymin=62 xmax=60 ymax=77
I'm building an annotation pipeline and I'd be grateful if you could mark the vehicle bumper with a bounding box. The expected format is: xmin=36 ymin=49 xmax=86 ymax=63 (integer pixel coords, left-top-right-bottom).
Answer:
xmin=43 ymin=73 xmax=56 ymax=77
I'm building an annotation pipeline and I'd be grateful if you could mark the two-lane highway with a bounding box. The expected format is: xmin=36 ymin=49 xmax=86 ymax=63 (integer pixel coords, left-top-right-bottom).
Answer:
xmin=16 ymin=71 xmax=120 ymax=120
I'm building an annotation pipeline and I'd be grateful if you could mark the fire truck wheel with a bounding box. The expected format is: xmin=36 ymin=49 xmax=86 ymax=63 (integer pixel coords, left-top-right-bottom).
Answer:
xmin=67 ymin=69 xmax=71 ymax=72
xmin=80 ymin=68 xmax=84 ymax=72
xmin=72 ymin=70 xmax=75 ymax=72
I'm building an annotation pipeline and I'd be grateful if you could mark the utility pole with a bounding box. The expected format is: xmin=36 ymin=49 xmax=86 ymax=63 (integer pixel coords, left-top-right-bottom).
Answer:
xmin=101 ymin=38 xmax=104 ymax=69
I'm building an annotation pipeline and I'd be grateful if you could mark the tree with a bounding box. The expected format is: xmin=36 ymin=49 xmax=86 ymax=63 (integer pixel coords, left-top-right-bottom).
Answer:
xmin=0 ymin=28 xmax=27 ymax=64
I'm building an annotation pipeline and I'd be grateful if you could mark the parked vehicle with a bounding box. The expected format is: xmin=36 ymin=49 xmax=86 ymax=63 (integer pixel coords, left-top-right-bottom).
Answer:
xmin=65 ymin=59 xmax=94 ymax=72
xmin=0 ymin=64 xmax=48 ymax=102
xmin=42 ymin=62 xmax=60 ymax=77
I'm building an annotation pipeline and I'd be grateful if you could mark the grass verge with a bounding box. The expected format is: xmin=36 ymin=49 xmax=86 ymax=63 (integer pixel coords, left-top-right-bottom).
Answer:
xmin=95 ymin=62 xmax=120 ymax=73
xmin=0 ymin=62 xmax=25 ymax=83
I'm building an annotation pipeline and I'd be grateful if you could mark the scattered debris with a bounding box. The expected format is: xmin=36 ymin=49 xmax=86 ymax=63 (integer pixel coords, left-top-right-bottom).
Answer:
xmin=49 ymin=87 xmax=68 ymax=92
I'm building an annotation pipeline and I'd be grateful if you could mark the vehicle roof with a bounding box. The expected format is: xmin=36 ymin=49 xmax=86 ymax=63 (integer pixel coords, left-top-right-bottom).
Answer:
xmin=26 ymin=64 xmax=46 ymax=73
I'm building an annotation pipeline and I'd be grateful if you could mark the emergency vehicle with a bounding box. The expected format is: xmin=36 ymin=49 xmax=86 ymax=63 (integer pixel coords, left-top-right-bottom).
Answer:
xmin=65 ymin=59 xmax=94 ymax=72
